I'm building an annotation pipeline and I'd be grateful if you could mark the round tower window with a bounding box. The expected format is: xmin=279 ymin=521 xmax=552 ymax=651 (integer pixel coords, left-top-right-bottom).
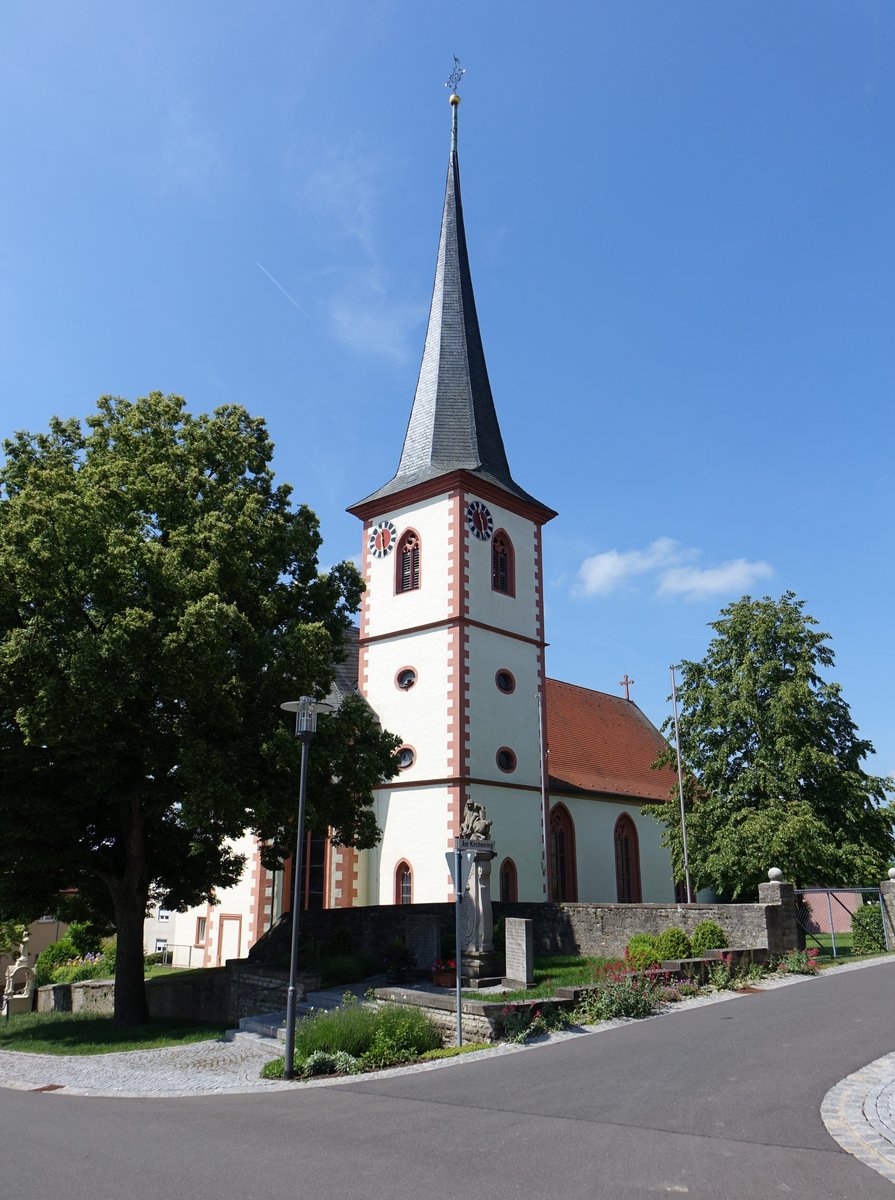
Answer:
xmin=397 ymin=746 xmax=416 ymax=769
xmin=395 ymin=667 xmax=417 ymax=690
xmin=495 ymin=670 xmax=515 ymax=694
xmin=496 ymin=747 xmax=517 ymax=773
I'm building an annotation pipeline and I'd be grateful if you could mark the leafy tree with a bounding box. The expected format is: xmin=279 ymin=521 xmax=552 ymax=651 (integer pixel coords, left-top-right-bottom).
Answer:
xmin=0 ymin=393 xmax=400 ymax=1025
xmin=645 ymin=592 xmax=893 ymax=899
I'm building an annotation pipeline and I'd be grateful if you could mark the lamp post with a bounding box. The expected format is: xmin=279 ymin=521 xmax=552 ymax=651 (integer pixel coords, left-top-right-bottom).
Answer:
xmin=279 ymin=696 xmax=333 ymax=1081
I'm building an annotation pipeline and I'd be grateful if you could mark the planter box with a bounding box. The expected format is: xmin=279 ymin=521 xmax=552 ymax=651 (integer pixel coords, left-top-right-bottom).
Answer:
xmin=431 ymin=972 xmax=455 ymax=988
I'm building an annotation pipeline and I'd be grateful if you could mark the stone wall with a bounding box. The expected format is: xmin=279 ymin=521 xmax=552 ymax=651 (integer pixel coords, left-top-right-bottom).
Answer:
xmin=248 ymin=885 xmax=801 ymax=968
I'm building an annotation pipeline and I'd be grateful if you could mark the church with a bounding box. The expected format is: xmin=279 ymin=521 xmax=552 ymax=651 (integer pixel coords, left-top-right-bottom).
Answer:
xmin=144 ymin=86 xmax=679 ymax=966
xmin=322 ymin=88 xmax=678 ymax=912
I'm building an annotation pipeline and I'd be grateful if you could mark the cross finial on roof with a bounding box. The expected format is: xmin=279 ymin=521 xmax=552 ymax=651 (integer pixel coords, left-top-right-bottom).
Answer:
xmin=619 ymin=674 xmax=635 ymax=701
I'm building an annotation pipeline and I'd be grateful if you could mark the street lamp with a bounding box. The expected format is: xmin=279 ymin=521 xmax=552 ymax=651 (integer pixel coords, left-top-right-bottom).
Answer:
xmin=279 ymin=695 xmax=334 ymax=1080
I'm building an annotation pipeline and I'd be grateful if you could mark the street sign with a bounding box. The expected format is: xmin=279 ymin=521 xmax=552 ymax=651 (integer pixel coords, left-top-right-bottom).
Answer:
xmin=445 ymin=849 xmax=476 ymax=893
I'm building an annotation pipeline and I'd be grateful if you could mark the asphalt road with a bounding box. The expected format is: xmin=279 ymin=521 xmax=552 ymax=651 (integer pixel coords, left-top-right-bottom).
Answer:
xmin=2 ymin=962 xmax=893 ymax=1200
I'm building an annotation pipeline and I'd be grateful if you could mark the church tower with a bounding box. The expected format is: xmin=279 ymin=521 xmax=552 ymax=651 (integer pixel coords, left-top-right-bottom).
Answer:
xmin=343 ymin=88 xmax=557 ymax=907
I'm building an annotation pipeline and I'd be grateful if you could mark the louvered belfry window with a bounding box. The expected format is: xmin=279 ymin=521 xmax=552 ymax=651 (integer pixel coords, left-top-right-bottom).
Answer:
xmin=491 ymin=532 xmax=513 ymax=595
xmin=397 ymin=531 xmax=420 ymax=593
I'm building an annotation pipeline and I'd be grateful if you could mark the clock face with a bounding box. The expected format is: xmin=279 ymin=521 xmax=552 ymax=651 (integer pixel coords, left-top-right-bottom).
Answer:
xmin=369 ymin=520 xmax=397 ymax=558
xmin=466 ymin=500 xmax=493 ymax=541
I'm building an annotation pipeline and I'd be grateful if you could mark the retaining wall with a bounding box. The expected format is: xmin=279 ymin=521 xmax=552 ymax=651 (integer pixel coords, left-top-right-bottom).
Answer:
xmin=248 ymin=882 xmax=802 ymax=965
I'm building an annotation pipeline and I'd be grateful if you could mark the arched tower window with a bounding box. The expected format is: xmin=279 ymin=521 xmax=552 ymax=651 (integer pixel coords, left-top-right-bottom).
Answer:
xmin=614 ymin=814 xmax=642 ymax=903
xmin=491 ymin=530 xmax=515 ymax=596
xmin=549 ymin=804 xmax=577 ymax=902
xmin=395 ymin=860 xmax=413 ymax=905
xmin=396 ymin=530 xmax=421 ymax=593
xmin=499 ymin=858 xmax=518 ymax=902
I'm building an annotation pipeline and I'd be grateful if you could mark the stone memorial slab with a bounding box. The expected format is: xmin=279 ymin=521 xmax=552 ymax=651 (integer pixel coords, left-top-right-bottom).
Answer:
xmin=505 ymin=917 xmax=534 ymax=987
xmin=404 ymin=914 xmax=440 ymax=969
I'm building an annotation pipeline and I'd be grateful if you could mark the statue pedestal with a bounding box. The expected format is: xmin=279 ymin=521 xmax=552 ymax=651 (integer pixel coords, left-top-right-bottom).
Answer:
xmin=458 ymin=840 xmax=500 ymax=986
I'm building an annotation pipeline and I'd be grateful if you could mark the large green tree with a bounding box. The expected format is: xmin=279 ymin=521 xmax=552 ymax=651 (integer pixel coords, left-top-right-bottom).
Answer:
xmin=645 ymin=592 xmax=893 ymax=900
xmin=0 ymin=393 xmax=400 ymax=1025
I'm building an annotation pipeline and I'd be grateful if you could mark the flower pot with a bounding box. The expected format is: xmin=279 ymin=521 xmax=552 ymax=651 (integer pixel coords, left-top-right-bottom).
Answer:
xmin=431 ymin=971 xmax=455 ymax=988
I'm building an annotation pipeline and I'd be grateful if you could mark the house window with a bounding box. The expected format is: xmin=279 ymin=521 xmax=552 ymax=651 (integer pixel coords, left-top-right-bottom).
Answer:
xmin=396 ymin=530 xmax=421 ymax=593
xmin=549 ymin=805 xmax=577 ymax=902
xmin=491 ymin=530 xmax=515 ymax=595
xmin=195 ymin=917 xmax=207 ymax=946
xmin=499 ymin=858 xmax=518 ymax=902
xmin=157 ymin=908 xmax=171 ymax=922
xmin=154 ymin=938 xmax=168 ymax=954
xmin=614 ymin=814 xmax=642 ymax=903
xmin=395 ymin=861 xmax=413 ymax=905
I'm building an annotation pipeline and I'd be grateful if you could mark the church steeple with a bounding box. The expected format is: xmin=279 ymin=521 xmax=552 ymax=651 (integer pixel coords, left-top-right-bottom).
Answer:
xmin=352 ymin=89 xmax=552 ymax=516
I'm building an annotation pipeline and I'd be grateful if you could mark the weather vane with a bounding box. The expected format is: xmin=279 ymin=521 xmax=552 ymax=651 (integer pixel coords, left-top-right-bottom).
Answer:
xmin=444 ymin=55 xmax=465 ymax=94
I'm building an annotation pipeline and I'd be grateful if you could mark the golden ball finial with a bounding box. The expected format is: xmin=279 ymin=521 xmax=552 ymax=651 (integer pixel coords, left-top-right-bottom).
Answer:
xmin=449 ymin=93 xmax=461 ymax=106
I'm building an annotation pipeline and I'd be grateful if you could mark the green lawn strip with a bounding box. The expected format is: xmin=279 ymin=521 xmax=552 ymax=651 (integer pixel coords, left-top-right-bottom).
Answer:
xmin=461 ymin=955 xmax=607 ymax=1001
xmin=0 ymin=1012 xmax=228 ymax=1055
xmin=144 ymin=965 xmax=207 ymax=981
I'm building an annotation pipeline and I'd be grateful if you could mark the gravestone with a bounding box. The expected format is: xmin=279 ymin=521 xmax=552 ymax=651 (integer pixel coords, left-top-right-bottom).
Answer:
xmin=504 ymin=918 xmax=534 ymax=987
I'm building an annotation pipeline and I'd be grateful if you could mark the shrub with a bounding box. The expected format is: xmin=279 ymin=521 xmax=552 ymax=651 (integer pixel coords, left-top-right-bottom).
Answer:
xmin=574 ymin=961 xmax=666 ymax=1022
xmin=293 ymin=1003 xmax=380 ymax=1060
xmin=654 ymin=928 xmax=692 ymax=962
xmin=775 ymin=948 xmax=819 ymax=975
xmin=361 ymin=1004 xmax=442 ymax=1067
xmin=34 ymin=938 xmax=79 ymax=987
xmin=851 ymin=903 xmax=887 ymax=955
xmin=690 ymin=920 xmax=728 ymax=958
xmin=67 ymin=922 xmax=103 ymax=957
xmin=624 ymin=934 xmax=659 ymax=970
xmin=303 ymin=1050 xmax=360 ymax=1077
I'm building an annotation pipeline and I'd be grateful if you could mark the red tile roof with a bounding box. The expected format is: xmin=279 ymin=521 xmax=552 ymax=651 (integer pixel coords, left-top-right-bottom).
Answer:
xmin=546 ymin=678 xmax=676 ymax=803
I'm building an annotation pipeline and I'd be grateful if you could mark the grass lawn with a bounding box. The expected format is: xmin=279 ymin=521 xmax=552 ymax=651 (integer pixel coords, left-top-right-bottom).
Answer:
xmin=0 ymin=1012 xmax=229 ymax=1055
xmin=463 ymin=955 xmax=605 ymax=1001
xmin=807 ymin=932 xmax=892 ymax=965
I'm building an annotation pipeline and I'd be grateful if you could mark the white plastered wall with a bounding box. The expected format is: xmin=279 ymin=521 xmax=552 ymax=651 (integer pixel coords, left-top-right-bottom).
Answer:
xmin=555 ymin=795 xmax=675 ymax=903
xmin=465 ymin=626 xmax=541 ymax=785
xmin=372 ymin=785 xmax=451 ymax=904
xmin=365 ymin=626 xmax=451 ymax=780
xmin=470 ymin=783 xmax=547 ymax=901
xmin=464 ymin=493 xmax=538 ymax=639
xmin=364 ymin=495 xmax=452 ymax=638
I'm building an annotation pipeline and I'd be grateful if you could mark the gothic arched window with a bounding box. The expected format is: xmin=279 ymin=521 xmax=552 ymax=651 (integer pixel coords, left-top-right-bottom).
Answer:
xmin=499 ymin=858 xmax=518 ymax=902
xmin=396 ymin=530 xmax=421 ymax=593
xmin=549 ymin=805 xmax=577 ymax=902
xmin=395 ymin=861 xmax=413 ymax=905
xmin=614 ymin=814 xmax=642 ymax=903
xmin=491 ymin=530 xmax=515 ymax=596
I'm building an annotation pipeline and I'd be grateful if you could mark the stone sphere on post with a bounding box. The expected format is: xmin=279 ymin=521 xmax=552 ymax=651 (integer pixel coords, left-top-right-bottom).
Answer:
xmin=888 ymin=867 xmax=895 ymax=881
xmin=767 ymin=867 xmax=784 ymax=882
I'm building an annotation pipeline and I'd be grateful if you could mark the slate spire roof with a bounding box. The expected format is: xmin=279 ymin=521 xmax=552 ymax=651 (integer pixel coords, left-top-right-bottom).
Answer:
xmin=353 ymin=97 xmax=553 ymax=515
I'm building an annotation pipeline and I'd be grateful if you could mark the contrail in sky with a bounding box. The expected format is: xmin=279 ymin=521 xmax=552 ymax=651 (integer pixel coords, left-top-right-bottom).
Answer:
xmin=255 ymin=260 xmax=312 ymax=320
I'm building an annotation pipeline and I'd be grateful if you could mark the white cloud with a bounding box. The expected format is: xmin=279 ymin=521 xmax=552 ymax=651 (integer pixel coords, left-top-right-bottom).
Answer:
xmin=575 ymin=537 xmax=773 ymax=601
xmin=576 ymin=537 xmax=683 ymax=596
xmin=658 ymin=559 xmax=774 ymax=600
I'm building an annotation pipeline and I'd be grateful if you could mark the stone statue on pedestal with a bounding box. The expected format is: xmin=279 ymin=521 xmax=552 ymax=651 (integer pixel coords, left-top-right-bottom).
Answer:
xmin=457 ymin=801 xmax=499 ymax=986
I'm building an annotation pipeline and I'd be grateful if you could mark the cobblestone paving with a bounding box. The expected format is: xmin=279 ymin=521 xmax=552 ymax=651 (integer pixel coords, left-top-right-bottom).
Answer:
xmin=822 ymin=1051 xmax=895 ymax=1186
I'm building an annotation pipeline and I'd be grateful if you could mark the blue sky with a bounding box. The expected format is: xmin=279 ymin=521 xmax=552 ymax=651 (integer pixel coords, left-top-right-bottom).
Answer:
xmin=1 ymin=3 xmax=892 ymax=780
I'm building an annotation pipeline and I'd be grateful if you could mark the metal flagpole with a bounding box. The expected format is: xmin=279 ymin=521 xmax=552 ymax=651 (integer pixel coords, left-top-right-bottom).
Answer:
xmin=670 ymin=664 xmax=693 ymax=904
xmin=454 ymin=840 xmax=463 ymax=1047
